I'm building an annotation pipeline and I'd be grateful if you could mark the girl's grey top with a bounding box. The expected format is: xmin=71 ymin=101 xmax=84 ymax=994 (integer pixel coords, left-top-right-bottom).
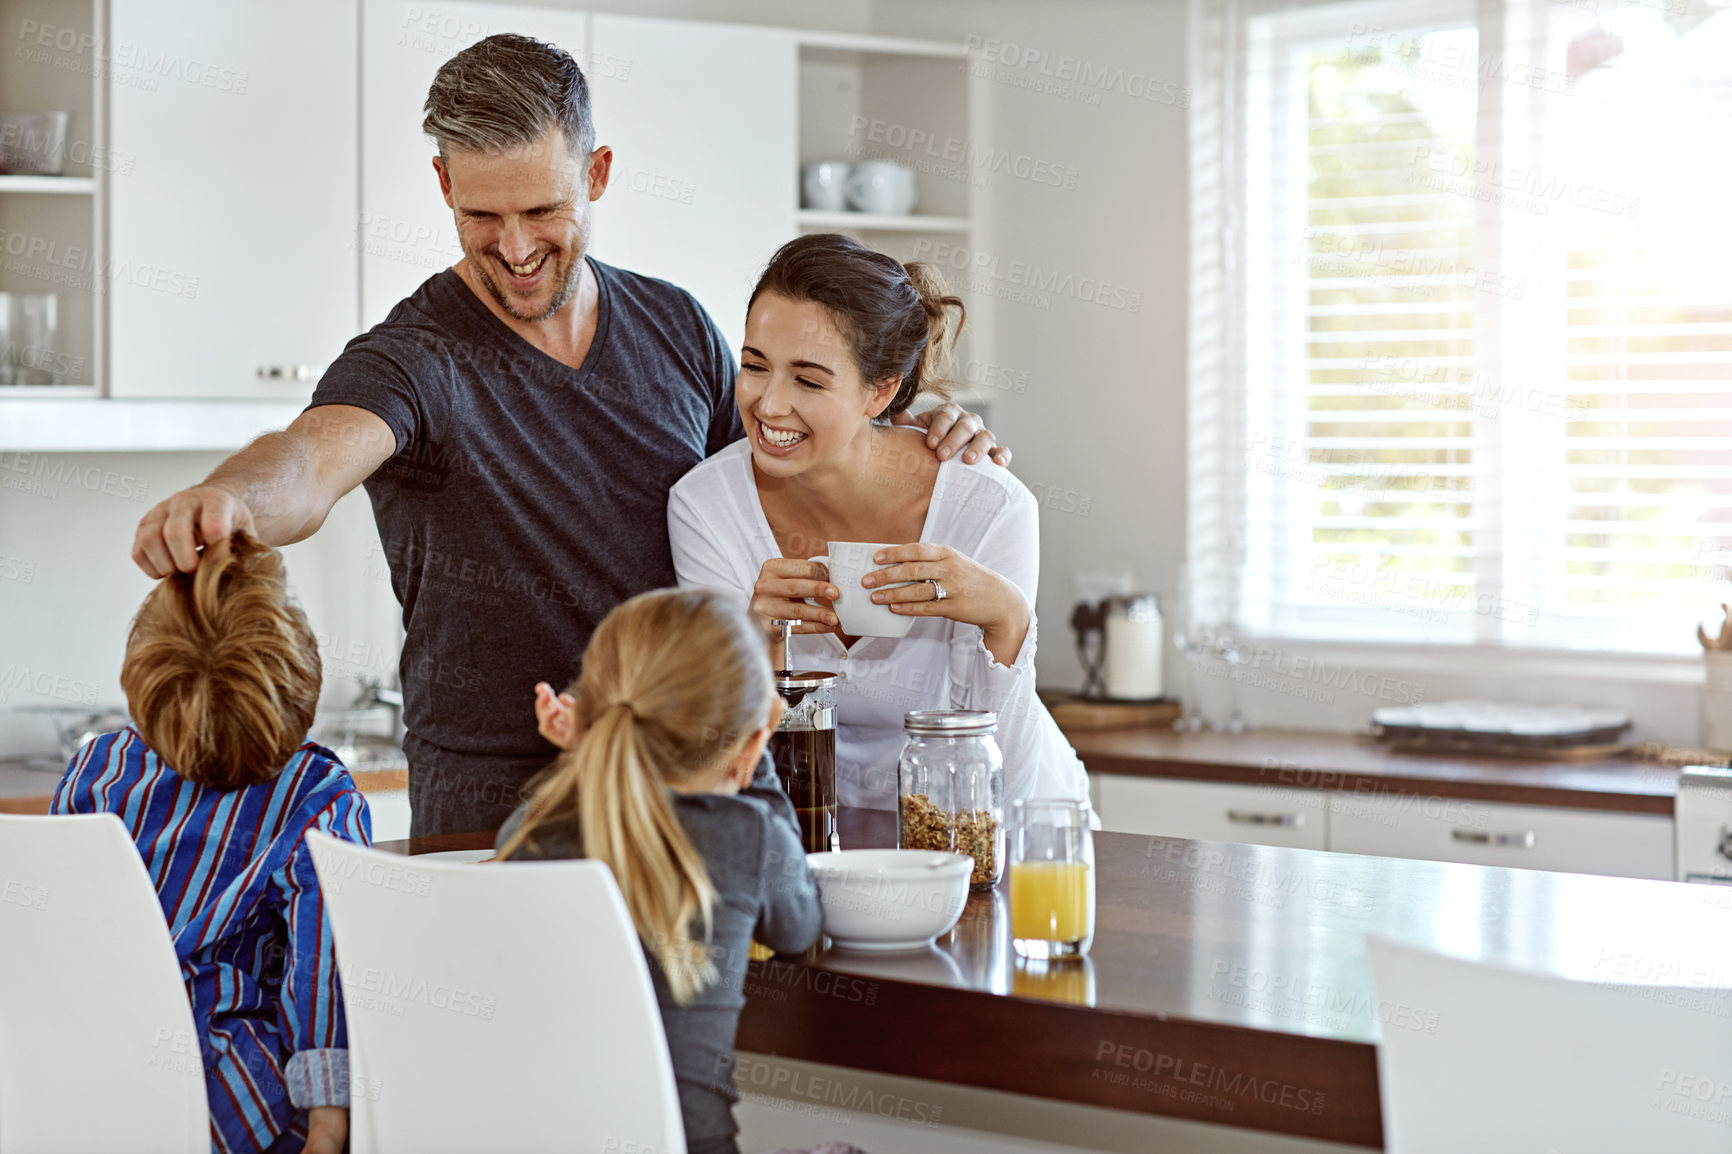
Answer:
xmin=495 ymin=755 xmax=822 ymax=1146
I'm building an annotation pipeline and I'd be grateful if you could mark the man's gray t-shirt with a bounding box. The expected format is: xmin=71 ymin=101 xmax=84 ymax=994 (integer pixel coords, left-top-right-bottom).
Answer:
xmin=307 ymin=260 xmax=742 ymax=822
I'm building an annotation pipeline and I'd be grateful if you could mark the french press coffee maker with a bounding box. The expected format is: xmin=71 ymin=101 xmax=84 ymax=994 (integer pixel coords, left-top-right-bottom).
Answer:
xmin=769 ymin=619 xmax=840 ymax=853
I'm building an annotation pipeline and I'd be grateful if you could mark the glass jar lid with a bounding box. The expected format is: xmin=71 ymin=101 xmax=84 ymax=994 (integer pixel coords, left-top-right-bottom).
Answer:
xmin=775 ymin=670 xmax=840 ymax=691
xmin=903 ymin=709 xmax=998 ymax=736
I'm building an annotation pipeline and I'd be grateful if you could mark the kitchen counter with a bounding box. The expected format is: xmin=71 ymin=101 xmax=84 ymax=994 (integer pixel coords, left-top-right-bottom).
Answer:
xmin=0 ymin=758 xmax=408 ymax=816
xmin=0 ymin=758 xmax=66 ymax=802
xmin=1066 ymin=726 xmax=1682 ymax=815
xmin=378 ymin=808 xmax=1732 ymax=1148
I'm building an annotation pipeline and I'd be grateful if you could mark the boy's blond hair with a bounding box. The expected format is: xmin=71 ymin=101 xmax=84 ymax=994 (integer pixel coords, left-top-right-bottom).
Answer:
xmin=120 ymin=531 xmax=321 ymax=789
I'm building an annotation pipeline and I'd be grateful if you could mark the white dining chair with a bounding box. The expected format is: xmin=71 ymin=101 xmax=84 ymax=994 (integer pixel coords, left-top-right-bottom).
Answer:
xmin=1368 ymin=933 xmax=1732 ymax=1153
xmin=306 ymin=833 xmax=686 ymax=1154
xmin=0 ymin=813 xmax=210 ymax=1154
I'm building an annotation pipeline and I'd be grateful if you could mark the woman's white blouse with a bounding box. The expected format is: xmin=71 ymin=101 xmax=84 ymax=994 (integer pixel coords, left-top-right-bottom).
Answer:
xmin=668 ymin=439 xmax=1090 ymax=813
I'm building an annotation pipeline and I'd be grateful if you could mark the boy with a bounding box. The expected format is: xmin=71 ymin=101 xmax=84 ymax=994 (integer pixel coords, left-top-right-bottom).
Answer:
xmin=53 ymin=532 xmax=366 ymax=1154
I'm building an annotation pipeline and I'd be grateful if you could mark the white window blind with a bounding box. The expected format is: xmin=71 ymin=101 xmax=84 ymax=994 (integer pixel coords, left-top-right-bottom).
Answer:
xmin=1191 ymin=0 xmax=1732 ymax=654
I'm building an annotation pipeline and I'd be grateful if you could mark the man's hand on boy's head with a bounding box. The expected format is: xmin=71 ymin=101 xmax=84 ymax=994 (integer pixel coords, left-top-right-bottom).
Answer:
xmin=132 ymin=484 xmax=256 ymax=578
xmin=892 ymin=402 xmax=1011 ymax=467
xmin=534 ymin=681 xmax=580 ymax=750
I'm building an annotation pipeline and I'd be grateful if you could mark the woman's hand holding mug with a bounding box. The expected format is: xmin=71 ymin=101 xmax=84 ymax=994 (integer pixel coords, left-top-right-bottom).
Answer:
xmin=862 ymin=543 xmax=1031 ymax=665
xmin=750 ymin=557 xmax=842 ymax=635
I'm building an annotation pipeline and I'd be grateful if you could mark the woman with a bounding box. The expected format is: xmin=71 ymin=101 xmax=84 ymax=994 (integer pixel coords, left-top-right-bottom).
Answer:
xmin=668 ymin=232 xmax=1089 ymax=812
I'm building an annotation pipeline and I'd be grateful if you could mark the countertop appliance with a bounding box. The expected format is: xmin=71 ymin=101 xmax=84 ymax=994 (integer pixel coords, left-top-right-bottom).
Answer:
xmin=1676 ymin=763 xmax=1732 ymax=883
xmin=769 ymin=619 xmax=839 ymax=853
xmin=1071 ymin=594 xmax=1164 ymax=701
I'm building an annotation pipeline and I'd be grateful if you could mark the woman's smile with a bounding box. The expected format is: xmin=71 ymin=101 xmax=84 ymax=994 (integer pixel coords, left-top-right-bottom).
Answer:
xmin=755 ymin=418 xmax=809 ymax=454
xmin=737 ymin=293 xmax=878 ymax=477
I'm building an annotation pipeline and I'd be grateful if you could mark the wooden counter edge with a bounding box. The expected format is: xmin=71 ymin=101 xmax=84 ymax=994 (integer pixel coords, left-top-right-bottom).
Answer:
xmin=737 ymin=966 xmax=1383 ymax=1148
xmin=378 ymin=829 xmax=1384 ymax=1146
xmin=1 ymin=770 xmax=408 ymax=819
xmin=1067 ymin=735 xmax=1675 ymax=817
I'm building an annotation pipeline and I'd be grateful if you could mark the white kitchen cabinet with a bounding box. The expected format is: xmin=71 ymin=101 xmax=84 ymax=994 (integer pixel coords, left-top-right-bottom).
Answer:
xmin=584 ymin=15 xmax=797 ymax=354
xmin=1091 ymin=772 xmax=1675 ymax=881
xmin=1094 ymin=775 xmax=1329 ymax=851
xmin=0 ymin=0 xmax=103 ymax=393
xmin=1327 ymin=794 xmax=1674 ymax=881
xmin=359 ymin=0 xmax=588 ymax=328
xmin=7 ymin=6 xmax=969 ymax=425
xmin=364 ymin=789 xmax=411 ymax=843
xmin=108 ymin=0 xmax=358 ymax=398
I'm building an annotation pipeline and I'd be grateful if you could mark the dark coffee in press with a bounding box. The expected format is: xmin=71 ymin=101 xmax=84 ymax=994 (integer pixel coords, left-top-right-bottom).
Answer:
xmin=770 ymin=727 xmax=836 ymax=854
xmin=769 ymin=620 xmax=840 ymax=854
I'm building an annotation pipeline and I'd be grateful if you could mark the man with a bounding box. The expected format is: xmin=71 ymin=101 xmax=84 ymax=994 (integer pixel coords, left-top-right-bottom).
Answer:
xmin=131 ymin=34 xmax=1005 ymax=836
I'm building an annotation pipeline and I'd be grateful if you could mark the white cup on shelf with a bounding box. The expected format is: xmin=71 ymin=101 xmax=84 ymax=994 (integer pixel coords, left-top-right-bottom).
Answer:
xmin=800 ymin=161 xmax=852 ymax=211
xmin=13 ymin=294 xmax=60 ymax=385
xmin=845 ymin=160 xmax=918 ymax=216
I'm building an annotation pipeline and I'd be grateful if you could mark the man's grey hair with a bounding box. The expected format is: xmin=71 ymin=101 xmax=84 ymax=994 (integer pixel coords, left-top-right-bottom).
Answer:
xmin=423 ymin=33 xmax=594 ymax=161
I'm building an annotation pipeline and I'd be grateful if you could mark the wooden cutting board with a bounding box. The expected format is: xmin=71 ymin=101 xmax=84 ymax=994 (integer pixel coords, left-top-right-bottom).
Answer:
xmin=1044 ymin=693 xmax=1182 ymax=732
xmin=1380 ymin=736 xmax=1631 ymax=761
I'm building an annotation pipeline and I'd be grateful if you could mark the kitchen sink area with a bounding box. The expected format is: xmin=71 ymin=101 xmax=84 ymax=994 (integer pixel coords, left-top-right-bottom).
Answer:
xmin=2 ymin=688 xmax=413 ymax=841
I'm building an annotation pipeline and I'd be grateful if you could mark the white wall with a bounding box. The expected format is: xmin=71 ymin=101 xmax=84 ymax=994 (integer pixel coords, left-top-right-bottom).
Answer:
xmin=481 ymin=0 xmax=871 ymax=30
xmin=0 ymin=451 xmax=394 ymax=759
xmin=870 ymin=0 xmax=1191 ymax=692
xmin=867 ymin=0 xmax=1706 ymax=747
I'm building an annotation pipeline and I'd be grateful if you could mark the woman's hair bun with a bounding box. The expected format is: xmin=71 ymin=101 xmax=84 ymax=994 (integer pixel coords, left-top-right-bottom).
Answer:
xmin=899 ymin=260 xmax=965 ymax=413
xmin=749 ymin=232 xmax=967 ymax=417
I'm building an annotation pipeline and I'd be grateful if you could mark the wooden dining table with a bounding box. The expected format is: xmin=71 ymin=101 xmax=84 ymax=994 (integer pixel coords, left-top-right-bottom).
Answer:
xmin=377 ymin=806 xmax=1732 ymax=1149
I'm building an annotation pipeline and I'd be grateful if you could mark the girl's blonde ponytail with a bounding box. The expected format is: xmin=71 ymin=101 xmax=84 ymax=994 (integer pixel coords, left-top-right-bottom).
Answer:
xmin=572 ymin=704 xmax=718 ymax=1003
xmin=498 ymin=589 xmax=775 ymax=1004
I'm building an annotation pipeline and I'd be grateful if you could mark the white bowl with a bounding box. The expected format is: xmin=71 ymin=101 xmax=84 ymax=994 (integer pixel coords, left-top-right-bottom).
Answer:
xmin=806 ymin=849 xmax=972 ymax=952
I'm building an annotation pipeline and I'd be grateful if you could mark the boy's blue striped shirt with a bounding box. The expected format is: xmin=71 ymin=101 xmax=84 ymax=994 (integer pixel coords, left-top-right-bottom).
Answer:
xmin=53 ymin=727 xmax=370 ymax=1154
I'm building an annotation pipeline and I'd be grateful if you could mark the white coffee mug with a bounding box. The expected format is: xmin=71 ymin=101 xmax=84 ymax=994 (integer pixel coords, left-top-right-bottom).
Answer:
xmin=801 ymin=161 xmax=852 ymax=211
xmin=810 ymin=541 xmax=918 ymax=638
xmin=844 ymin=161 xmax=918 ymax=216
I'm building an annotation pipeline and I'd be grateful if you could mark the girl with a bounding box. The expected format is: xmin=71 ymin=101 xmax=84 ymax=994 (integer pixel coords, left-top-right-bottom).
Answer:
xmin=495 ymin=587 xmax=824 ymax=1154
xmin=667 ymin=232 xmax=1091 ymax=814
xmin=53 ymin=532 xmax=366 ymax=1154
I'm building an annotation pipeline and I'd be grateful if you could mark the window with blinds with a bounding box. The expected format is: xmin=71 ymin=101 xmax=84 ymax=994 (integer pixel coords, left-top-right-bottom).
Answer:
xmin=1207 ymin=0 xmax=1732 ymax=654
xmin=1555 ymin=27 xmax=1732 ymax=646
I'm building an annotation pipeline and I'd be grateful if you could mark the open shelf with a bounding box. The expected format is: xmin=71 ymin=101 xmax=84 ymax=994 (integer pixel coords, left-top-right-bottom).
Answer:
xmin=794 ymin=28 xmax=988 ymax=416
xmin=796 ymin=210 xmax=970 ymax=233
xmin=0 ymin=175 xmax=96 ymax=195
xmin=794 ymin=31 xmax=967 ymax=60
xmin=0 ymin=0 xmax=104 ymax=395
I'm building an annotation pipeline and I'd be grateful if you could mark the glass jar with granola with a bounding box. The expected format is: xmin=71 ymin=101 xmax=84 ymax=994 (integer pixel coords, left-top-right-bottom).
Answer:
xmin=897 ymin=710 xmax=1004 ymax=891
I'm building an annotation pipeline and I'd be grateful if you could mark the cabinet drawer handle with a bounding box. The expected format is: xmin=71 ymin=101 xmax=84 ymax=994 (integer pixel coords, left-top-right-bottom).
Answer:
xmin=1451 ymin=828 xmax=1536 ymax=849
xmin=1226 ymin=810 xmax=1305 ymax=828
xmin=257 ymin=365 xmax=316 ymax=381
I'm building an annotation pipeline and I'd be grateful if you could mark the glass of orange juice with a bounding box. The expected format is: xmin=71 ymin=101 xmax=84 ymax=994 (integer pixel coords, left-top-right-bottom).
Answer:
xmin=1008 ymin=798 xmax=1094 ymax=960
